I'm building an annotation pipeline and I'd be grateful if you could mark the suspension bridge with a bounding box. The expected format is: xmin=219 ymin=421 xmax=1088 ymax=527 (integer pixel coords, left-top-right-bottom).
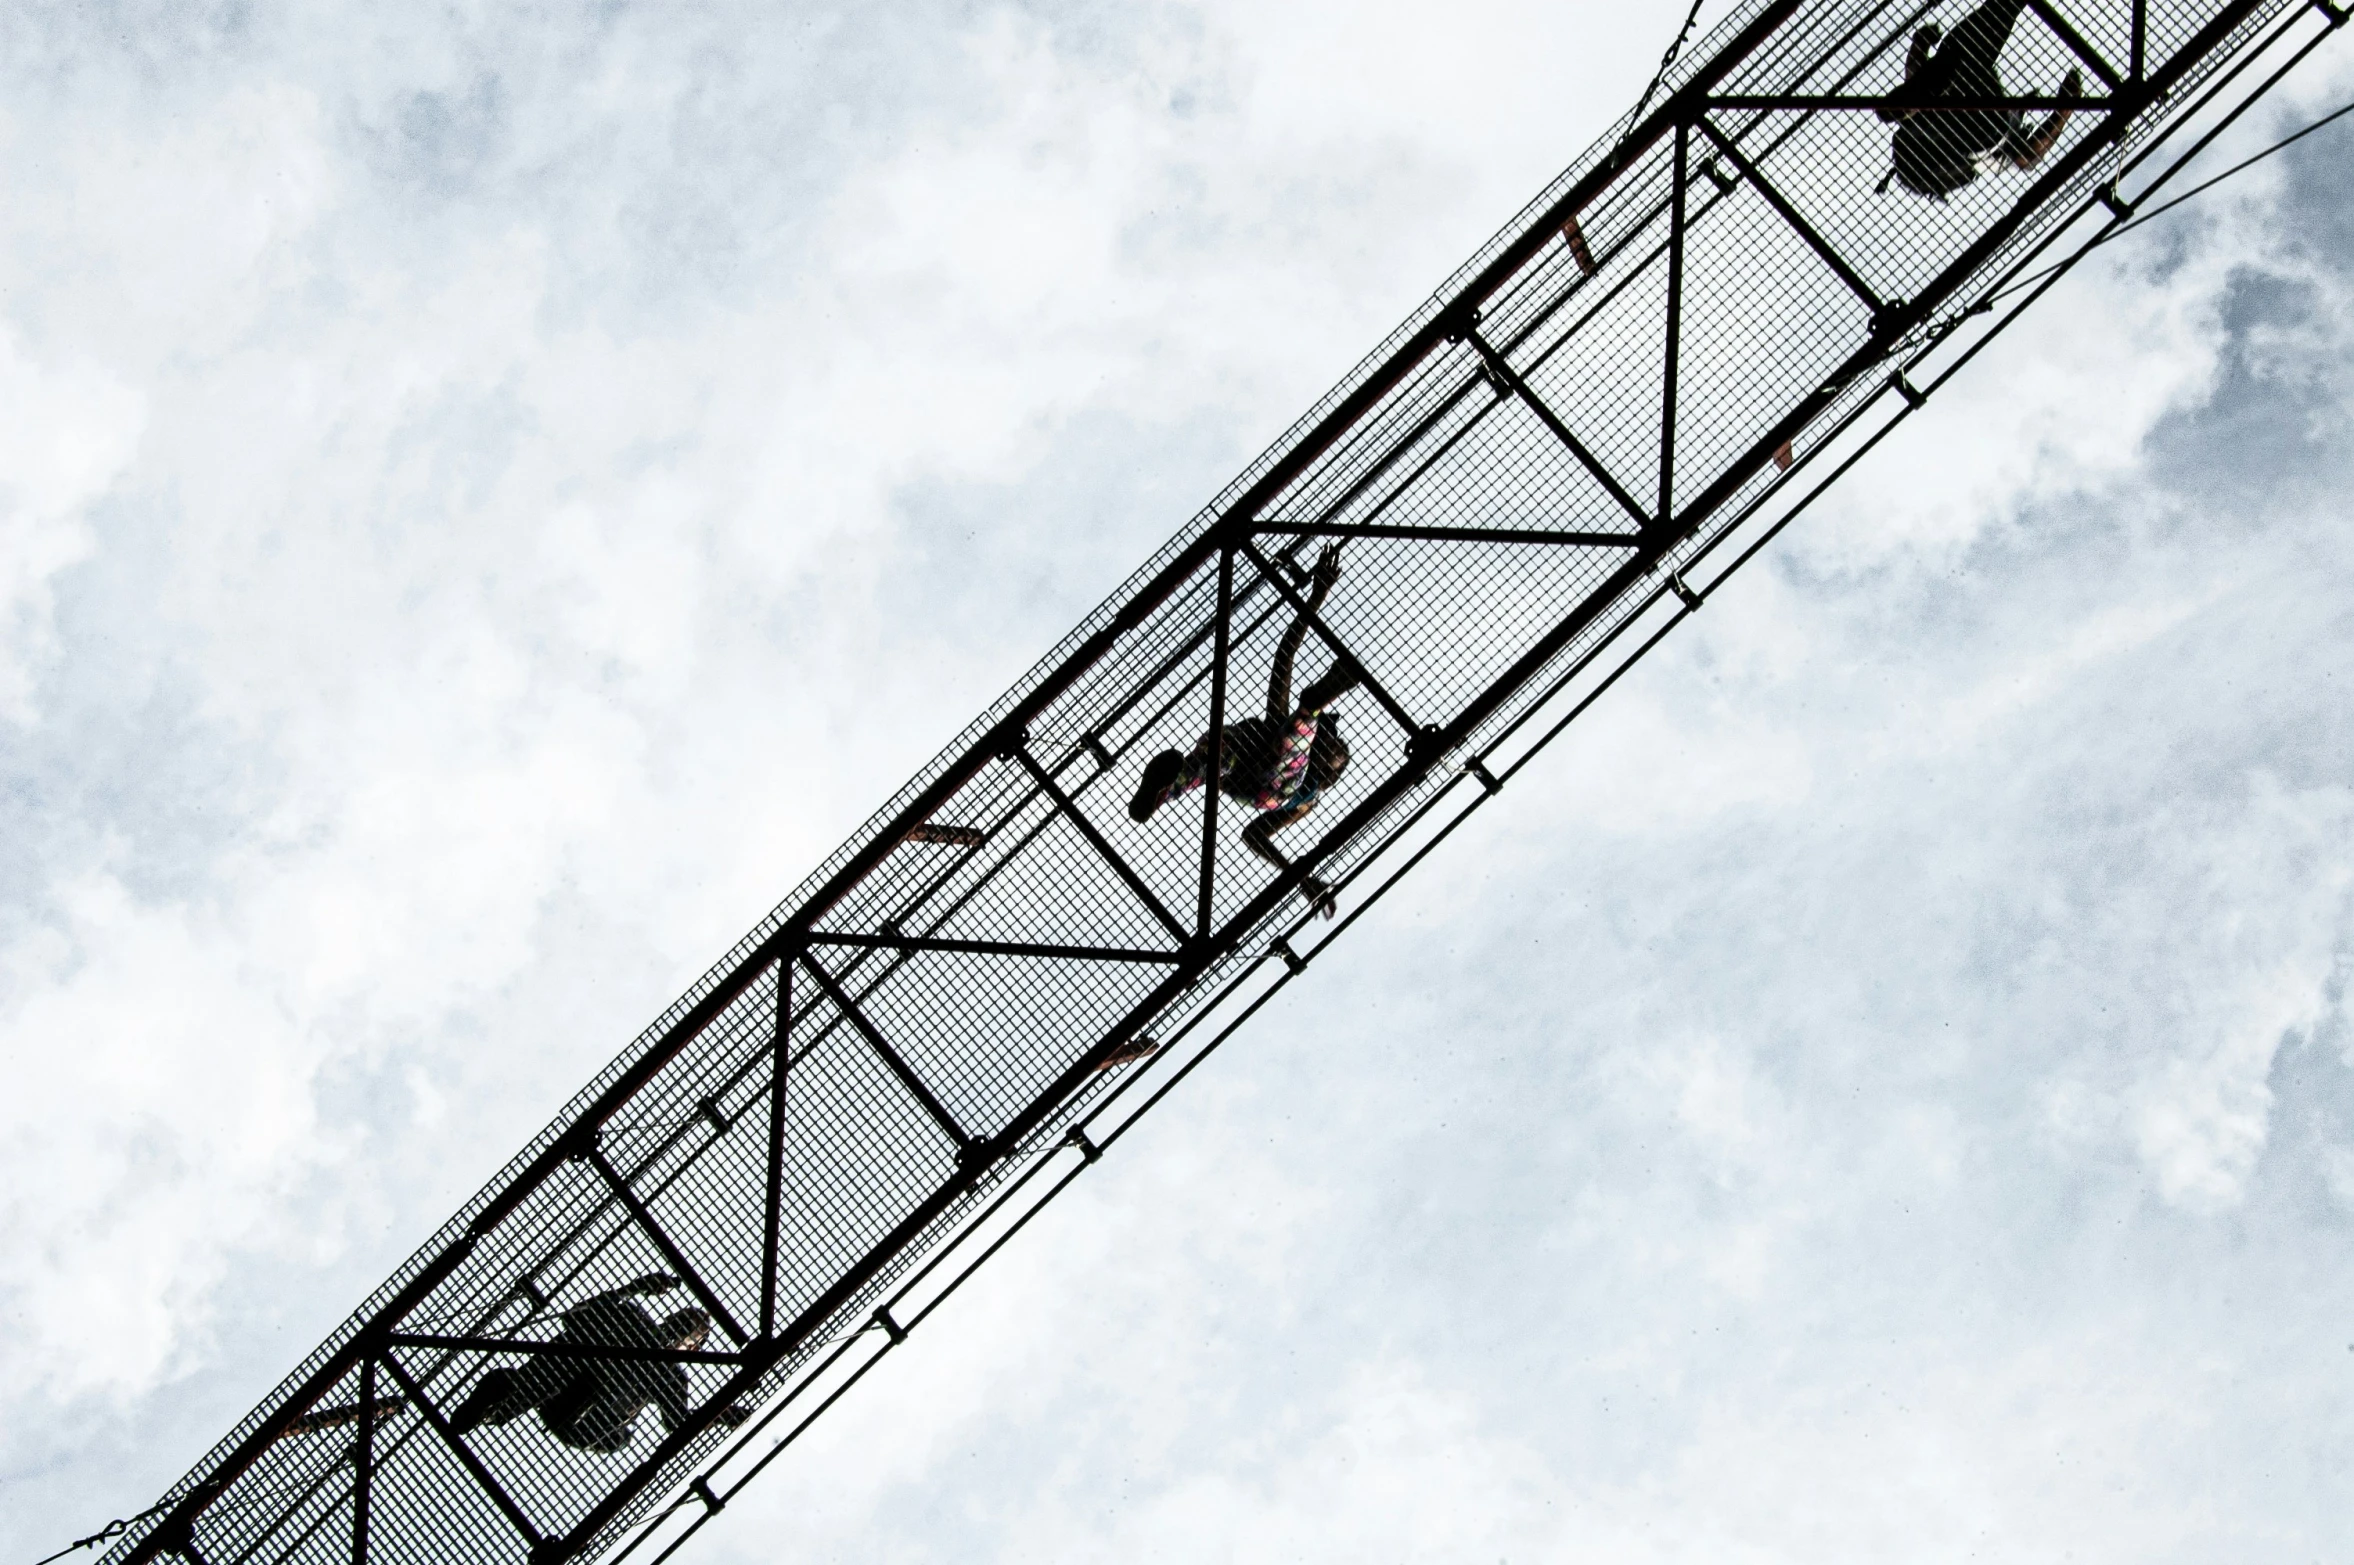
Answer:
xmin=86 ymin=1 xmax=2347 ymax=1561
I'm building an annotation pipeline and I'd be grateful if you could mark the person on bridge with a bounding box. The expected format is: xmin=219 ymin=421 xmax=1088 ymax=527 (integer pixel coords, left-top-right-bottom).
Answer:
xmin=450 ymin=1274 xmax=749 ymax=1454
xmin=1879 ymin=0 xmax=2084 ymax=199
xmin=1129 ymin=544 xmax=1361 ymax=918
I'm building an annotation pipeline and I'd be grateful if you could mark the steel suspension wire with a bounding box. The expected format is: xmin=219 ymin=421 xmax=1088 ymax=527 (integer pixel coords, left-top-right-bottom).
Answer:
xmin=1899 ymin=0 xmax=2343 ymax=353
xmin=31 ymin=1509 xmax=171 ymax=1565
xmin=1628 ymin=0 xmax=1717 ymax=133
xmin=2120 ymin=92 xmax=2354 ymax=220
xmin=88 ymin=5 xmax=2343 ymax=1565
xmin=1989 ymin=89 xmax=2354 ymax=300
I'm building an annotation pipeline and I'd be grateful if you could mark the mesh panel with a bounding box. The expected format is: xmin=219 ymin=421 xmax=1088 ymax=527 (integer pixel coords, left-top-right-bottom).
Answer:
xmin=108 ymin=4 xmax=2310 ymax=1564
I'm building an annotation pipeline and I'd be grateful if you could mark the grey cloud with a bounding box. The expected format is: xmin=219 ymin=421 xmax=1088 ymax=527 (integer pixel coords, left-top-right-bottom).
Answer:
xmin=10 ymin=3 xmax=2354 ymax=1561
xmin=382 ymin=73 xmax=511 ymax=197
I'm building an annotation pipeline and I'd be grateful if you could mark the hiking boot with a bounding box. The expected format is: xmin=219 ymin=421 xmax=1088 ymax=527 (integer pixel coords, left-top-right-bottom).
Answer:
xmin=1129 ymin=750 xmax=1182 ymax=821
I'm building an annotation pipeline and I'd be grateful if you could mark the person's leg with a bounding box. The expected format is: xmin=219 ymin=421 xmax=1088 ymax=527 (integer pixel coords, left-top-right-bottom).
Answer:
xmin=1560 ymin=214 xmax=1598 ymax=277
xmin=1937 ymin=0 xmax=2028 ymax=86
xmin=1091 ymin=1035 xmax=1162 ymax=1074
xmin=450 ymin=1369 xmax=529 ymax=1433
xmin=1129 ymin=730 xmax=1216 ymax=821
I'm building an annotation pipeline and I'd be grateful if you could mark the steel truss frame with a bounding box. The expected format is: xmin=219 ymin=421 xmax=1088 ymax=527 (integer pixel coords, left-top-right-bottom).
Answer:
xmin=108 ymin=2 xmax=2341 ymax=1563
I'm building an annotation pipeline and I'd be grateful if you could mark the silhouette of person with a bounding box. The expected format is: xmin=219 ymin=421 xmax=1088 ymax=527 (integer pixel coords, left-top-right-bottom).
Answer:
xmin=1130 ymin=545 xmax=1362 ymax=918
xmin=1880 ymin=0 xmax=2083 ymax=198
xmin=451 ymin=1275 xmax=747 ymax=1453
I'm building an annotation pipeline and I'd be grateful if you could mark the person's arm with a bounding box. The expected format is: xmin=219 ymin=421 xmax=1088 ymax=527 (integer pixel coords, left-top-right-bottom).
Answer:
xmin=564 ymin=1276 xmax=674 ymax=1325
xmin=2009 ymin=69 xmax=2083 ymax=167
xmin=563 ymin=1294 xmax=627 ymax=1336
xmin=643 ymin=1368 xmax=749 ymax=1434
xmin=1265 ymin=546 xmax=1341 ymax=720
xmin=1241 ymin=809 xmax=1337 ymax=919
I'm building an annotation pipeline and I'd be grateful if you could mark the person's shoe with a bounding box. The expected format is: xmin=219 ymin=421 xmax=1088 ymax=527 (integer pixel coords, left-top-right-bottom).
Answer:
xmin=1129 ymin=751 xmax=1182 ymax=821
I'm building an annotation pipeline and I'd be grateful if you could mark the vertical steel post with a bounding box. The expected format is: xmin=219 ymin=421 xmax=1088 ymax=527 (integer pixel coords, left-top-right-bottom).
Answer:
xmin=1196 ymin=549 xmax=1234 ymax=938
xmin=758 ymin=954 xmax=793 ymax=1341
xmin=350 ymin=1358 xmax=377 ymax=1565
xmin=1659 ymin=119 xmax=1690 ymax=530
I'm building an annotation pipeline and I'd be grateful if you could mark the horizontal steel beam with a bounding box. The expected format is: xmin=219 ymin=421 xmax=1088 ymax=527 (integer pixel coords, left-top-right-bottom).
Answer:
xmin=801 ymin=930 xmax=1182 ymax=964
xmin=385 ymin=1334 xmax=745 ymax=1367
xmin=1707 ymin=92 xmax=2115 ymax=108
xmin=1252 ymin=521 xmax=1640 ymax=546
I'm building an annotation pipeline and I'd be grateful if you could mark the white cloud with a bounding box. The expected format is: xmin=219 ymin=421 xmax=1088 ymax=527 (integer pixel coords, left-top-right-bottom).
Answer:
xmin=0 ymin=328 xmax=143 ymax=722
xmin=0 ymin=864 xmax=329 ymax=1401
xmin=1796 ymin=243 xmax=2230 ymax=571
xmin=8 ymin=2 xmax=2354 ymax=1560
xmin=2119 ymin=777 xmax=2354 ymax=1211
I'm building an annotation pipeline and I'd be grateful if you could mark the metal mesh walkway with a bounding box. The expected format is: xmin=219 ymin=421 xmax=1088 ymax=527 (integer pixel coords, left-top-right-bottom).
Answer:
xmin=105 ymin=2 xmax=2341 ymax=1561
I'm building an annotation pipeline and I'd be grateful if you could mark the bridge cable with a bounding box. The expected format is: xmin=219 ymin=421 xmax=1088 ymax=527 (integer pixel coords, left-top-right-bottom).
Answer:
xmin=1625 ymin=0 xmax=1712 ymax=141
xmin=1991 ymin=91 xmax=2354 ymax=304
xmin=29 ymin=1504 xmax=172 ymax=1565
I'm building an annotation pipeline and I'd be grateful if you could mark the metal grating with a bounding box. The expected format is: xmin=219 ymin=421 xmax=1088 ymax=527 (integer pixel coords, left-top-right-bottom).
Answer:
xmin=101 ymin=2 xmax=2338 ymax=1563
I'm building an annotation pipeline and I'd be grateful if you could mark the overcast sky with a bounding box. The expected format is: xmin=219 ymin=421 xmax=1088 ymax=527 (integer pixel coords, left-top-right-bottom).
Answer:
xmin=4 ymin=1 xmax=2352 ymax=1560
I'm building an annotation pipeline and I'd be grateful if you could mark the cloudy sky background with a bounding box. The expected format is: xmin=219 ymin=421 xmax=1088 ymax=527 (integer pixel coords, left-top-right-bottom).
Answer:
xmin=4 ymin=0 xmax=2352 ymax=1559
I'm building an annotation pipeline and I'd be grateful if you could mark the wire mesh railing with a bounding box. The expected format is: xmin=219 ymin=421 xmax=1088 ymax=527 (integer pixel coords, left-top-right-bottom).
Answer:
xmin=99 ymin=2 xmax=2334 ymax=1563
